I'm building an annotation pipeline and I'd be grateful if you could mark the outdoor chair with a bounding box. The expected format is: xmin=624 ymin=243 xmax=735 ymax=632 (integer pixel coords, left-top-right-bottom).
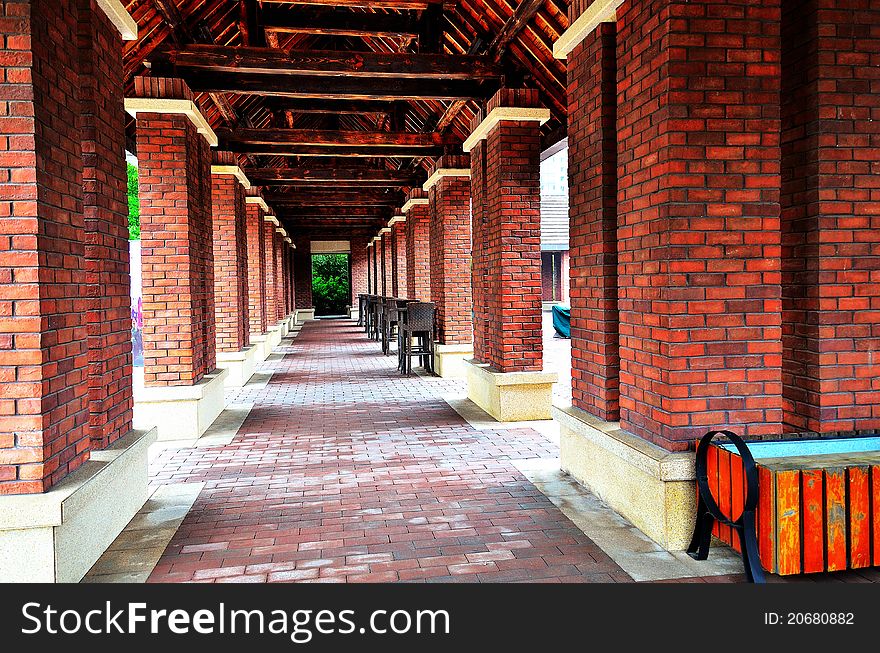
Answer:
xmin=399 ymin=302 xmax=435 ymax=375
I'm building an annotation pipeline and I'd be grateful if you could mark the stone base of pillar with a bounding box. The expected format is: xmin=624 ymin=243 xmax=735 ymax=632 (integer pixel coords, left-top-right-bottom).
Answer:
xmin=464 ymin=359 xmax=557 ymax=421
xmin=347 ymin=307 xmax=359 ymax=321
xmin=286 ymin=313 xmax=297 ymax=330
xmin=266 ymin=324 xmax=284 ymax=350
xmin=133 ymin=368 xmax=229 ymax=441
xmin=295 ymin=307 xmax=316 ymax=324
xmin=0 ymin=428 xmax=157 ymax=582
xmin=433 ymin=343 xmax=474 ymax=378
xmin=278 ymin=319 xmax=290 ymax=338
xmin=250 ymin=333 xmax=270 ymax=361
xmin=216 ymin=345 xmax=259 ymax=387
xmin=552 ymin=404 xmax=696 ymax=551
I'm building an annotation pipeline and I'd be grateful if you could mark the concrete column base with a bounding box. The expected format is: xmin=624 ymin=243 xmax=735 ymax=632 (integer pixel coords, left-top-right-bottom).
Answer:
xmin=295 ymin=307 xmax=316 ymax=324
xmin=266 ymin=324 xmax=283 ymax=350
xmin=348 ymin=307 xmax=360 ymax=320
xmin=285 ymin=313 xmax=296 ymax=330
xmin=433 ymin=343 xmax=473 ymax=378
xmin=553 ymin=404 xmax=697 ymax=551
xmin=278 ymin=319 xmax=290 ymax=338
xmin=133 ymin=368 xmax=229 ymax=441
xmin=216 ymin=345 xmax=258 ymax=387
xmin=0 ymin=428 xmax=158 ymax=582
xmin=464 ymin=359 xmax=557 ymax=421
xmin=250 ymin=332 xmax=270 ymax=361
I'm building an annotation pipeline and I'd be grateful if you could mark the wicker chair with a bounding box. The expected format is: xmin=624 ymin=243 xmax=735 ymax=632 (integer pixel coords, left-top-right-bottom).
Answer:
xmin=382 ymin=298 xmax=407 ymax=355
xmin=356 ymin=294 xmax=366 ymax=326
xmin=398 ymin=302 xmax=435 ymax=375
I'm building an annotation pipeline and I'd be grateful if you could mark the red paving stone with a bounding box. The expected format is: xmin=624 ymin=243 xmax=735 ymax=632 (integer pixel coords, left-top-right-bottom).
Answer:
xmin=147 ymin=320 xmax=631 ymax=584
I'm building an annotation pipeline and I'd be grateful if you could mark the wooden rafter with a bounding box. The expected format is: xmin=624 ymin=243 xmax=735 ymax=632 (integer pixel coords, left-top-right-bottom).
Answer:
xmin=220 ymin=127 xmax=455 ymax=147
xmin=249 ymin=167 xmax=424 ymax=186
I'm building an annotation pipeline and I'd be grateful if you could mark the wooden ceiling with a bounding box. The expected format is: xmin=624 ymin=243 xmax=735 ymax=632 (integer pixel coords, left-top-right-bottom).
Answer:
xmin=123 ymin=0 xmax=570 ymax=234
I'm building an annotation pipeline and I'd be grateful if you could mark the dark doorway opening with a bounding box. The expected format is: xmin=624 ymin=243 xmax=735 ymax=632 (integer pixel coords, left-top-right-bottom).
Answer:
xmin=312 ymin=253 xmax=351 ymax=317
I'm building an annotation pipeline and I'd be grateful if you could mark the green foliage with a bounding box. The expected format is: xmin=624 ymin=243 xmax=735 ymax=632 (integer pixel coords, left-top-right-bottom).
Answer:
xmin=127 ymin=162 xmax=140 ymax=240
xmin=312 ymin=254 xmax=350 ymax=316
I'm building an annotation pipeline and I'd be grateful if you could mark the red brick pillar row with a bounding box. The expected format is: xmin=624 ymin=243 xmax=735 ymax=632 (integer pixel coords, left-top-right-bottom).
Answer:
xmin=287 ymin=241 xmax=297 ymax=313
xmin=365 ymin=242 xmax=374 ymax=295
xmin=262 ymin=215 xmax=279 ymax=324
xmin=78 ymin=0 xmax=134 ymax=449
xmin=390 ymin=217 xmax=408 ymax=298
xmin=466 ymin=89 xmax=546 ymax=373
xmin=350 ymin=236 xmax=370 ymax=307
xmin=371 ymin=239 xmax=380 ymax=294
xmin=781 ymin=0 xmax=880 ymax=435
xmin=616 ymin=0 xmax=783 ymax=450
xmin=132 ymin=77 xmax=216 ymax=386
xmin=426 ymin=156 xmax=473 ymax=346
xmin=211 ymin=153 xmax=250 ymax=353
xmin=293 ymin=238 xmax=313 ymax=310
xmin=381 ymin=228 xmax=394 ymax=296
xmin=567 ymin=20 xmax=620 ymax=421
xmin=274 ymin=228 xmax=285 ymax=320
xmin=403 ymin=191 xmax=431 ymax=301
xmin=469 ymin=134 xmax=489 ymax=363
xmin=245 ymin=194 xmax=268 ymax=335
xmin=0 ymin=0 xmax=89 ymax=493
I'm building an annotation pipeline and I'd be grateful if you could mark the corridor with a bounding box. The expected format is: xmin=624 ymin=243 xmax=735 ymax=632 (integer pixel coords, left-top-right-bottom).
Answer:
xmin=143 ymin=320 xmax=629 ymax=583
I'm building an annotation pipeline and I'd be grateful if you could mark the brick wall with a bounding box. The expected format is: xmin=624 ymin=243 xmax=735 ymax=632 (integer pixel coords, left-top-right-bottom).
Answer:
xmin=380 ymin=231 xmax=389 ymax=295
xmin=616 ymin=0 xmax=783 ymax=449
xmin=568 ymin=22 xmax=620 ymax=421
xmin=274 ymin=231 xmax=285 ymax=319
xmin=479 ymin=89 xmax=544 ymax=373
xmin=371 ymin=240 xmax=379 ymax=294
xmin=77 ymin=0 xmax=133 ymax=448
xmin=781 ymin=0 xmax=880 ymax=434
xmin=350 ymin=236 xmax=369 ymax=305
xmin=0 ymin=0 xmax=90 ymax=493
xmin=136 ymin=77 xmax=216 ymax=386
xmin=427 ymin=156 xmax=473 ymax=345
xmin=391 ymin=221 xmax=407 ymax=298
xmin=405 ymin=195 xmax=431 ymax=301
xmin=470 ymin=136 xmax=489 ymax=362
xmin=212 ymin=155 xmax=249 ymax=352
xmin=263 ymin=218 xmax=278 ymax=322
xmin=245 ymin=197 xmax=268 ymax=334
xmin=293 ymin=237 xmax=313 ymax=309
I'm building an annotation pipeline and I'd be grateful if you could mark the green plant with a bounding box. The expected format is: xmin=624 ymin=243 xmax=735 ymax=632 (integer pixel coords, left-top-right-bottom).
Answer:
xmin=312 ymin=254 xmax=350 ymax=316
xmin=127 ymin=162 xmax=140 ymax=240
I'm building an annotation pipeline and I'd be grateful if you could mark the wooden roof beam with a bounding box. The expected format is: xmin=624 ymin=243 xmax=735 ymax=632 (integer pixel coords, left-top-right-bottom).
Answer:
xmin=219 ymin=127 xmax=456 ymax=148
xmin=181 ymin=71 xmax=489 ymax=101
xmin=249 ymin=167 xmax=424 ymax=186
xmin=161 ymin=46 xmax=503 ymax=80
xmin=262 ymin=6 xmax=421 ymax=40
xmin=260 ymin=0 xmax=450 ymax=9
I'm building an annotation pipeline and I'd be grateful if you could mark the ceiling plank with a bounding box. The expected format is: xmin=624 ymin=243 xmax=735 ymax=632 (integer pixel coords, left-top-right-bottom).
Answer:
xmin=262 ymin=6 xmax=421 ymax=40
xmin=224 ymin=144 xmax=444 ymax=157
xmin=260 ymin=0 xmax=444 ymax=9
xmin=220 ymin=127 xmax=454 ymax=147
xmin=249 ymin=167 xmax=424 ymax=185
xmin=162 ymin=45 xmax=502 ymax=80
xmin=181 ymin=71 xmax=489 ymax=101
xmin=266 ymin=98 xmax=396 ymax=115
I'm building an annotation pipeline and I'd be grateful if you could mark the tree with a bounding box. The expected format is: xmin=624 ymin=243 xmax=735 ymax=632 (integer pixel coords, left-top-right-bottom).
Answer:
xmin=311 ymin=254 xmax=350 ymax=316
xmin=127 ymin=162 xmax=140 ymax=240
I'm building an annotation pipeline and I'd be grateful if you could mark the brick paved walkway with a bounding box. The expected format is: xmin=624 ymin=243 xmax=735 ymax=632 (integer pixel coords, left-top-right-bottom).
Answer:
xmin=147 ymin=320 xmax=631 ymax=583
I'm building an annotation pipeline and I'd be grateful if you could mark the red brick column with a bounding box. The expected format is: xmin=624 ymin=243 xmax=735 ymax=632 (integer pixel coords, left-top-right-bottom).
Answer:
xmin=365 ymin=243 xmax=373 ymax=294
xmin=390 ymin=218 xmax=407 ymax=298
xmin=211 ymin=153 xmax=250 ymax=353
xmin=78 ymin=0 xmax=133 ymax=449
xmin=426 ymin=156 xmax=473 ymax=346
xmin=293 ymin=237 xmax=313 ymax=309
xmin=379 ymin=229 xmax=390 ymax=296
xmin=466 ymin=89 xmax=545 ymax=373
xmin=404 ymin=192 xmax=431 ymax=301
xmin=263 ymin=216 xmax=279 ymax=323
xmin=134 ymin=78 xmax=216 ymax=387
xmin=274 ymin=229 xmax=285 ymax=320
xmin=350 ymin=236 xmax=369 ymax=306
xmin=616 ymin=0 xmax=783 ymax=449
xmin=245 ymin=194 xmax=268 ymax=335
xmin=371 ymin=240 xmax=380 ymax=294
xmin=469 ymin=135 xmax=489 ymax=363
xmin=567 ymin=20 xmax=620 ymax=421
xmin=781 ymin=0 xmax=880 ymax=434
xmin=0 ymin=0 xmax=89 ymax=493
